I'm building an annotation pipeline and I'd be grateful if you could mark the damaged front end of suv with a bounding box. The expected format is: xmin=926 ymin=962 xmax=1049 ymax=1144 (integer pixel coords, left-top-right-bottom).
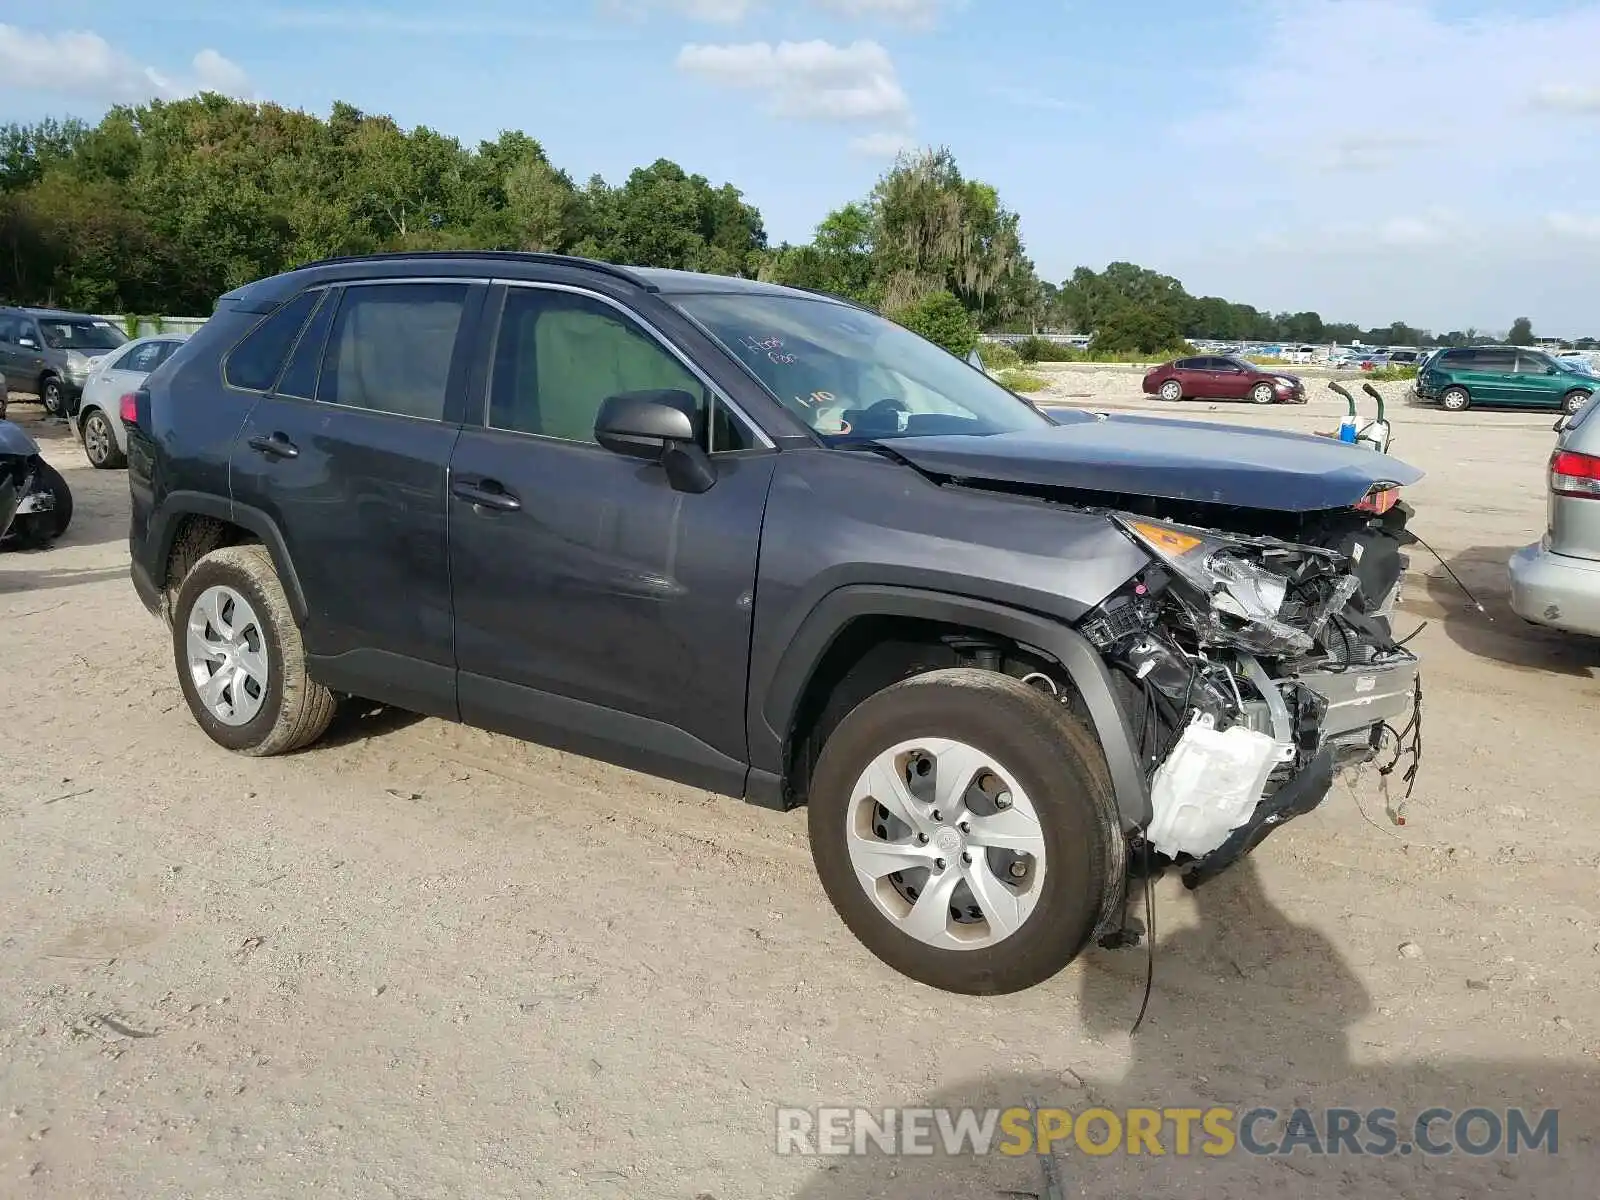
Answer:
xmin=1080 ymin=488 xmax=1421 ymax=893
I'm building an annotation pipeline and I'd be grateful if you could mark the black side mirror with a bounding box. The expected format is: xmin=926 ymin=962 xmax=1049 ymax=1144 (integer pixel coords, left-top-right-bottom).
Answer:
xmin=594 ymin=389 xmax=716 ymax=494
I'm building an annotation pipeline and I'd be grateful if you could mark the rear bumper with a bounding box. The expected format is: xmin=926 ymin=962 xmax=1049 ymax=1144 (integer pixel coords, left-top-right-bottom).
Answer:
xmin=1509 ymin=540 xmax=1600 ymax=637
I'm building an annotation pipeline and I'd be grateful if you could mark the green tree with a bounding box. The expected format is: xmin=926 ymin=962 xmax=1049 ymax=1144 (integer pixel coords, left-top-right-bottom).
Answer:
xmin=890 ymin=290 xmax=980 ymax=356
xmin=1508 ymin=316 xmax=1534 ymax=345
xmin=1088 ymin=302 xmax=1183 ymax=356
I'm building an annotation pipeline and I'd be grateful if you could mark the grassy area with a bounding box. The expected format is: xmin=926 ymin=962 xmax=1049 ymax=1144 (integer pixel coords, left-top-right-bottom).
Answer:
xmin=1245 ymin=355 xmax=1296 ymax=366
xmin=997 ymin=369 xmax=1050 ymax=393
xmin=1365 ymin=366 xmax=1419 ymax=382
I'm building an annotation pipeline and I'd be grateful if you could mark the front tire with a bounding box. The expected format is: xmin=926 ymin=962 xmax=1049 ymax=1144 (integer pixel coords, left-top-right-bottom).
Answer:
xmin=172 ymin=544 xmax=337 ymax=756
xmin=1440 ymin=386 xmax=1471 ymax=412
xmin=1562 ymin=389 xmax=1591 ymax=417
xmin=81 ymin=408 xmax=126 ymax=469
xmin=40 ymin=376 xmax=65 ymax=417
xmin=1251 ymin=382 xmax=1276 ymax=404
xmin=1158 ymin=380 xmax=1182 ymax=402
xmin=807 ymin=668 xmax=1117 ymax=995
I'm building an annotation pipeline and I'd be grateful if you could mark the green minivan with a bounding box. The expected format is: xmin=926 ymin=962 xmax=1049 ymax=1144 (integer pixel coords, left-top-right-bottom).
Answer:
xmin=1417 ymin=345 xmax=1595 ymax=415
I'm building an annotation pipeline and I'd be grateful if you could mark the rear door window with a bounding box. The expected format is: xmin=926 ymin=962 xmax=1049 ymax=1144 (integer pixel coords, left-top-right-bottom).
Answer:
xmin=1474 ymin=349 xmax=1516 ymax=373
xmin=225 ymin=291 xmax=322 ymax=392
xmin=317 ymin=283 xmax=468 ymax=421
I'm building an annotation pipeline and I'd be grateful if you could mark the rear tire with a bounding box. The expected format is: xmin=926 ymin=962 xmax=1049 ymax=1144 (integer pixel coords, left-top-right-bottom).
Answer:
xmin=81 ymin=408 xmax=126 ymax=469
xmin=1158 ymin=380 xmax=1183 ymax=402
xmin=1440 ymin=386 xmax=1471 ymax=412
xmin=172 ymin=544 xmax=337 ymax=756
xmin=1562 ymin=389 xmax=1591 ymax=417
xmin=807 ymin=668 xmax=1117 ymax=995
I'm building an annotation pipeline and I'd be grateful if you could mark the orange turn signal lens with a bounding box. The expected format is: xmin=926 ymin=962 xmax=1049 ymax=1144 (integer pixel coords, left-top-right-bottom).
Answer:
xmin=1355 ymin=486 xmax=1401 ymax=514
xmin=1127 ymin=521 xmax=1205 ymax=557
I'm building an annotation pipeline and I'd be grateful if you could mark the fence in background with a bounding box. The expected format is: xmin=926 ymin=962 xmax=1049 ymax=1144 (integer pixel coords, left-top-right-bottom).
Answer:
xmin=92 ymin=314 xmax=209 ymax=339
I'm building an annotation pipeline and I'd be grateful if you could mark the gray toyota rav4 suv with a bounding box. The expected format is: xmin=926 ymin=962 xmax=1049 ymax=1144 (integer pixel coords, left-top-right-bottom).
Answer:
xmin=125 ymin=252 xmax=1425 ymax=994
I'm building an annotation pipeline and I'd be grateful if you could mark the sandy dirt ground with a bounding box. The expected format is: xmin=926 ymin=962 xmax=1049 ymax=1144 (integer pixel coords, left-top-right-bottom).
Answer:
xmin=2 ymin=383 xmax=1598 ymax=1199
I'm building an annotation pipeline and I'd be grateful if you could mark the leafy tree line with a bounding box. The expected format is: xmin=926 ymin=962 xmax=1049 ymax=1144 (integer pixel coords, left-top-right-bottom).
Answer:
xmin=1040 ymin=262 xmax=1567 ymax=356
xmin=0 ymin=96 xmax=1569 ymax=359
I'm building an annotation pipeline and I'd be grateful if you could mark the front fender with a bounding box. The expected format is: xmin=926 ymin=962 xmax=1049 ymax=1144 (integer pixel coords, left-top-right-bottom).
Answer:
xmin=752 ymin=584 xmax=1151 ymax=832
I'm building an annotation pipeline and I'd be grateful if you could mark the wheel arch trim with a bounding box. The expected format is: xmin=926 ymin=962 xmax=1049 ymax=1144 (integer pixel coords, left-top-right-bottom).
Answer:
xmin=756 ymin=584 xmax=1151 ymax=830
xmin=151 ymin=491 xmax=309 ymax=625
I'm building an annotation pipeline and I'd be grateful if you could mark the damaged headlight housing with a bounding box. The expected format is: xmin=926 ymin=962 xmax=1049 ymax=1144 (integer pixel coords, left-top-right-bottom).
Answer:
xmin=1114 ymin=515 xmax=1318 ymax=656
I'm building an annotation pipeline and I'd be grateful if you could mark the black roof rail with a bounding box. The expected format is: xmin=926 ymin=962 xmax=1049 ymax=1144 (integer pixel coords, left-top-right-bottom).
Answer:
xmin=291 ymin=250 xmax=658 ymax=291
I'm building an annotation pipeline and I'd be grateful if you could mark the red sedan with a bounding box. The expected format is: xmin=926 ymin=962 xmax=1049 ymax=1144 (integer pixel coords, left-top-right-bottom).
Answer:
xmin=1142 ymin=354 xmax=1306 ymax=405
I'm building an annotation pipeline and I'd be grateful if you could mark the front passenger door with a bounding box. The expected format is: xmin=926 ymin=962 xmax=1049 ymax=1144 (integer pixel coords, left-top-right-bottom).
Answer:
xmin=447 ymin=282 xmax=778 ymax=795
xmin=1512 ymin=350 xmax=1564 ymax=408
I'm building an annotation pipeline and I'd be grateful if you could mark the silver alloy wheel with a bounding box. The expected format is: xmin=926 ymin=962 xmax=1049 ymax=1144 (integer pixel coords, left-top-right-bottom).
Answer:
xmin=83 ymin=412 xmax=113 ymax=465
xmin=846 ymin=738 xmax=1047 ymax=951
xmin=1160 ymin=380 xmax=1182 ymax=401
xmin=1252 ymin=382 xmax=1275 ymax=404
xmin=185 ymin=584 xmax=270 ymax=726
xmin=41 ymin=379 xmax=63 ymax=416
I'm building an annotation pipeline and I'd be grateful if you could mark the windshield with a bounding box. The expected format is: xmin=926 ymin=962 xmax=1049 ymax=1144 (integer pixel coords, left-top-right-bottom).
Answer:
xmin=670 ymin=291 xmax=1052 ymax=442
xmin=37 ymin=319 xmax=128 ymax=352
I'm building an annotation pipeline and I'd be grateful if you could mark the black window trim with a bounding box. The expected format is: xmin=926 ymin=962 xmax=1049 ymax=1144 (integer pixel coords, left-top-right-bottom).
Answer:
xmin=309 ymin=278 xmax=482 ymax=426
xmin=269 ymin=286 xmax=338 ymax=401
xmin=482 ymin=278 xmax=776 ymax=454
xmin=219 ymin=288 xmax=325 ymax=395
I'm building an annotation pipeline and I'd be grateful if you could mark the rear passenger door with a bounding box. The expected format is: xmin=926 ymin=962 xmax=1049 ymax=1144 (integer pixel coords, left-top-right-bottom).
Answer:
xmin=230 ymin=280 xmax=486 ymax=719
xmin=1464 ymin=348 xmax=1516 ymax=405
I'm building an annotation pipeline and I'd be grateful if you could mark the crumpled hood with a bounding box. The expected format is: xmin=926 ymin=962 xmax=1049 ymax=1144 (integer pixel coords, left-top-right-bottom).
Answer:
xmin=0 ymin=419 xmax=40 ymax=458
xmin=884 ymin=409 xmax=1424 ymax=512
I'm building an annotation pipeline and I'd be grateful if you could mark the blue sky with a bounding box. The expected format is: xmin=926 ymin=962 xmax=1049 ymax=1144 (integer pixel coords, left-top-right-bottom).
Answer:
xmin=5 ymin=0 xmax=1600 ymax=334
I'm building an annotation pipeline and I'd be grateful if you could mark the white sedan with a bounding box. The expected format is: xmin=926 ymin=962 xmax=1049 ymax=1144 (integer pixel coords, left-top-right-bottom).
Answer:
xmin=69 ymin=334 xmax=187 ymax=469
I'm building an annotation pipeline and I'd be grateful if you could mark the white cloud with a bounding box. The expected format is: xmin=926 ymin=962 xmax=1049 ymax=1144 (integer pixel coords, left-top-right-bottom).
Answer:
xmin=1547 ymin=212 xmax=1600 ymax=241
xmin=811 ymin=0 xmax=947 ymax=29
xmin=0 ymin=24 xmax=249 ymax=103
xmin=1147 ymin=0 xmax=1600 ymax=329
xmin=1531 ymin=83 xmax=1600 ymax=114
xmin=849 ymin=130 xmax=915 ymax=157
xmin=599 ymin=0 xmax=754 ymax=22
xmin=676 ymin=39 xmax=911 ymax=122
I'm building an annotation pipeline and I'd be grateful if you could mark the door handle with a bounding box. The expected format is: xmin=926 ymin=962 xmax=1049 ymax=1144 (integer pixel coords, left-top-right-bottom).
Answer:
xmin=451 ymin=478 xmax=522 ymax=512
xmin=247 ymin=433 xmax=299 ymax=459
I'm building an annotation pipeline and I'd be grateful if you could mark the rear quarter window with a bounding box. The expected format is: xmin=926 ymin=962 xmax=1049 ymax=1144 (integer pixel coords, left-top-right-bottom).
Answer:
xmin=223 ymin=291 xmax=321 ymax=392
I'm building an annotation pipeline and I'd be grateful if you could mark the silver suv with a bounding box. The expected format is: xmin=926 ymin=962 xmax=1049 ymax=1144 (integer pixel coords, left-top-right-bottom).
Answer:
xmin=1510 ymin=397 xmax=1600 ymax=635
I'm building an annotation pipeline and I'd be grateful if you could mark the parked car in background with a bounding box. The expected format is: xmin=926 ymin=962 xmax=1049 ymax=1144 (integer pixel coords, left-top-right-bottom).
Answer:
xmin=69 ymin=334 xmax=188 ymax=469
xmin=1385 ymin=349 xmax=1422 ymax=367
xmin=1416 ymin=346 xmax=1596 ymax=415
xmin=1556 ymin=350 xmax=1598 ymax=375
xmin=1509 ymin=394 xmax=1600 ymax=635
xmin=0 ymin=307 xmax=129 ymax=417
xmin=1142 ymin=353 xmax=1305 ymax=404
